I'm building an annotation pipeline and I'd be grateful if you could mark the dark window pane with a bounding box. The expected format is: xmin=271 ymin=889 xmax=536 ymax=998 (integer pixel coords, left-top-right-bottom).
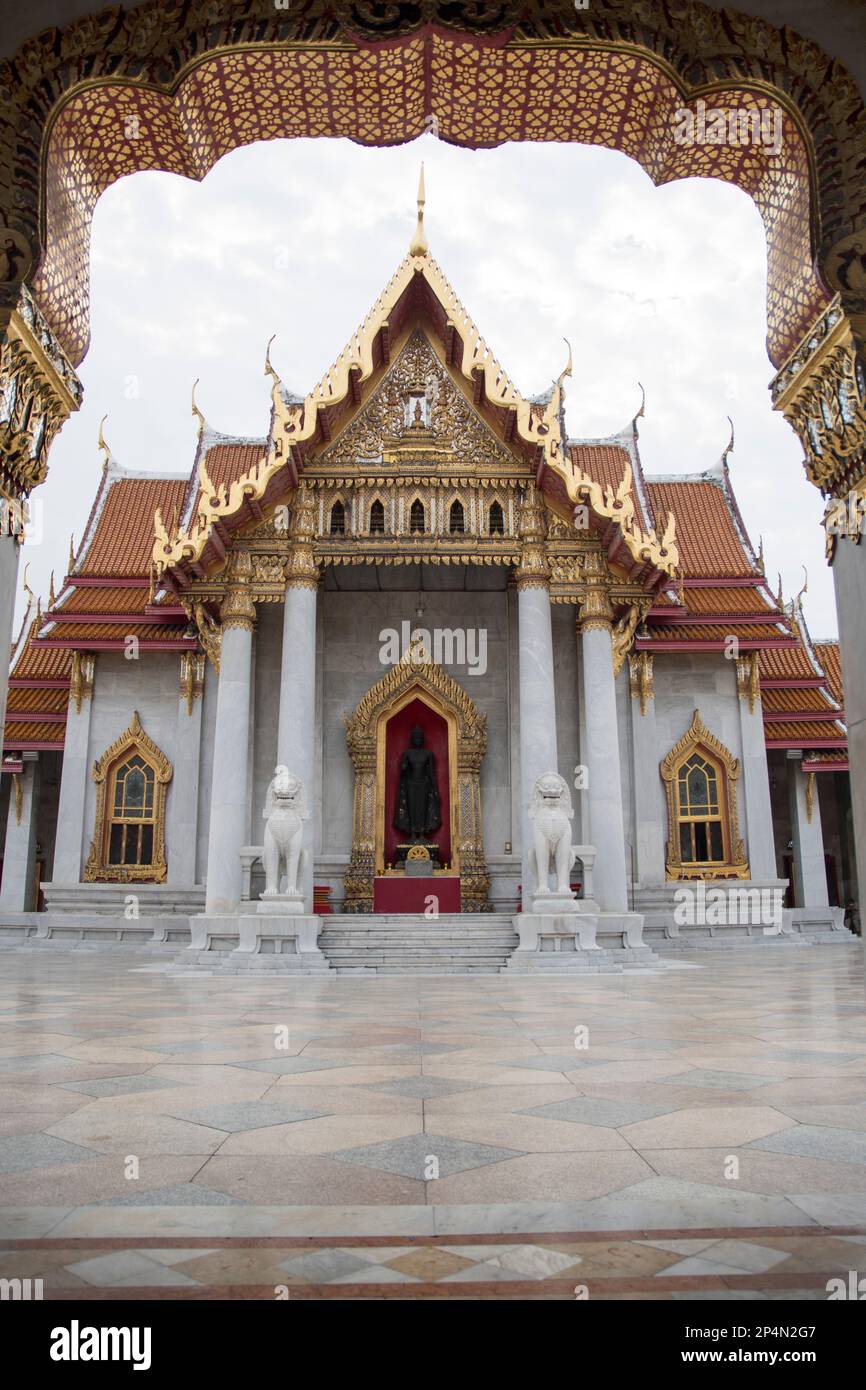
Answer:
xmin=679 ymin=823 xmax=692 ymax=863
xmin=125 ymin=767 xmax=146 ymax=814
xmin=330 ymin=502 xmax=345 ymax=535
xmin=109 ymin=822 xmax=124 ymax=865
xmin=449 ymin=501 xmax=464 ymax=534
xmin=140 ymin=824 xmax=153 ymax=865
xmin=709 ymin=821 xmax=724 ymax=860
xmin=410 ymin=500 xmax=425 ymax=534
xmin=694 ymin=822 xmax=709 ymax=861
xmin=489 ymin=502 xmax=504 ymax=535
xmin=122 ymin=826 xmax=139 ymax=864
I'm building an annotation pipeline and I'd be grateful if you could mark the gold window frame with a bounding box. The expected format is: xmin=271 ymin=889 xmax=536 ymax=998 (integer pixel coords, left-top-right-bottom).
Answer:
xmin=84 ymin=712 xmax=173 ymax=883
xmin=660 ymin=709 xmax=748 ymax=881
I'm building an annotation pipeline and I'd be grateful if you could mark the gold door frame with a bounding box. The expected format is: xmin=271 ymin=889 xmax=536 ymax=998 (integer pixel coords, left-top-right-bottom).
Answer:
xmin=344 ymin=637 xmax=489 ymax=913
xmin=374 ymin=686 xmax=459 ymax=879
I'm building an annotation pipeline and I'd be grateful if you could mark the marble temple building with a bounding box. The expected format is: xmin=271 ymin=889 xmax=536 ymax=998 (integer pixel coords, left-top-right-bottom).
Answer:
xmin=0 ymin=190 xmax=857 ymax=971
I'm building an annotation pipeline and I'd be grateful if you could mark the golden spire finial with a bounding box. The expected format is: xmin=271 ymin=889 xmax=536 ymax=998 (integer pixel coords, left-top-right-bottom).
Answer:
xmin=409 ymin=164 xmax=428 ymax=257
xmin=722 ymin=416 xmax=735 ymax=463
xmin=69 ymin=533 xmax=75 ymax=573
xmin=634 ymin=381 xmax=646 ymax=424
xmin=97 ymin=414 xmax=111 ymax=469
xmin=795 ymin=564 xmax=808 ymax=607
xmin=22 ymin=561 xmax=33 ymax=607
xmin=48 ymin=570 xmax=56 ymax=608
xmin=755 ymin=533 xmax=765 ymax=576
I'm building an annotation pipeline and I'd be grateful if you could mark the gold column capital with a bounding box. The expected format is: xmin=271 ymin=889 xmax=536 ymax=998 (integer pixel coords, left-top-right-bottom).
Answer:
xmin=221 ymin=549 xmax=257 ymax=631
xmin=628 ymin=651 xmax=654 ymax=715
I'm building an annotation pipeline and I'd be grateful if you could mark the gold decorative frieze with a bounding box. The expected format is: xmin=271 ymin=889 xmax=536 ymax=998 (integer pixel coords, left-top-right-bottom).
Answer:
xmin=628 ymin=652 xmax=654 ymax=716
xmin=515 ymin=480 xmax=550 ymax=590
xmin=578 ymin=550 xmax=614 ymax=631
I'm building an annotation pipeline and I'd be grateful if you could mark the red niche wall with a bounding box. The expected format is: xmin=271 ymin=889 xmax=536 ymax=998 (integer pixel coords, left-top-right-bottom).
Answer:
xmin=383 ymin=697 xmax=451 ymax=870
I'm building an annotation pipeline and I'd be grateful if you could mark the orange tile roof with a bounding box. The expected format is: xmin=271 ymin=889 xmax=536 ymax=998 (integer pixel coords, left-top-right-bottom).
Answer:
xmin=79 ymin=475 xmax=188 ymax=577
xmin=37 ymin=622 xmax=187 ymax=643
xmin=762 ymin=687 xmax=833 ymax=714
xmin=55 ymin=585 xmax=152 ymax=616
xmin=814 ymin=640 xmax=843 ymax=705
xmin=646 ymin=480 xmax=753 ymax=577
xmin=758 ymin=643 xmax=818 ymax=681
xmin=682 ymin=585 xmax=777 ymax=616
xmin=5 ymin=688 xmax=68 ymax=715
xmin=647 ymin=623 xmax=790 ymax=642
xmin=764 ymin=720 xmax=847 ymax=743
xmin=10 ymin=634 xmax=72 ymax=682
xmin=566 ymin=442 xmax=653 ymax=533
xmin=3 ymin=720 xmax=65 ymax=745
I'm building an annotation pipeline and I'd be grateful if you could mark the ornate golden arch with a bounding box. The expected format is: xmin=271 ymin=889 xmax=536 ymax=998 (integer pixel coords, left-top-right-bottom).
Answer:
xmin=343 ymin=635 xmax=489 ymax=912
xmin=84 ymin=711 xmax=173 ymax=883
xmin=660 ymin=709 xmax=748 ymax=881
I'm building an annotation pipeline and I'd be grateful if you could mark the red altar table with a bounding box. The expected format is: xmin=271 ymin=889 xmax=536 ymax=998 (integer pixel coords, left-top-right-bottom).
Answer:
xmin=373 ymin=876 xmax=461 ymax=914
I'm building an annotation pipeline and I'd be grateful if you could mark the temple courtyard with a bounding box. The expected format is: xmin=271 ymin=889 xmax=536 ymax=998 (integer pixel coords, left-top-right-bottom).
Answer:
xmin=0 ymin=942 xmax=863 ymax=1299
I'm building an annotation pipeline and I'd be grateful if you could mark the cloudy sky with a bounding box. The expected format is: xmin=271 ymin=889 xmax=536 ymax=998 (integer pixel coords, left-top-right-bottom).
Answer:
xmin=20 ymin=136 xmax=834 ymax=634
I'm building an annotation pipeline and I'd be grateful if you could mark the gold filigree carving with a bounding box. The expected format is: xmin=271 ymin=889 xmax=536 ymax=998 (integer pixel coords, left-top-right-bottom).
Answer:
xmin=612 ymin=602 xmax=649 ymax=677
xmin=83 ymin=711 xmax=173 ymax=884
xmin=12 ymin=773 xmax=22 ymax=826
xmin=660 ymin=710 xmax=748 ymax=881
xmin=805 ymin=770 xmax=816 ymax=825
xmin=628 ymin=652 xmax=654 ymax=716
xmin=69 ymin=650 xmax=94 ymax=714
xmin=735 ymin=652 xmax=761 ymax=714
xmin=179 ymin=652 xmax=205 ymax=715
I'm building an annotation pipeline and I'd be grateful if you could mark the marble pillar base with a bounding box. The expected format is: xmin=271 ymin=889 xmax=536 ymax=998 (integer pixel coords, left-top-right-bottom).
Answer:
xmin=257 ymin=892 xmax=305 ymax=916
xmin=237 ymin=914 xmax=322 ymax=954
xmin=515 ymin=912 xmax=601 ymax=951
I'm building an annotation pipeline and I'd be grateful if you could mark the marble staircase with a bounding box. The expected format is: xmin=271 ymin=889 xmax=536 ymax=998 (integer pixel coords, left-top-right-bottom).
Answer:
xmin=319 ymin=913 xmax=519 ymax=974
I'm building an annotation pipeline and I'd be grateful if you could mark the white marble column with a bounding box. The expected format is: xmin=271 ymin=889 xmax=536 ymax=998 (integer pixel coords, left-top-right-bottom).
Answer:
xmin=276 ymin=584 xmax=318 ymax=913
xmin=0 ymin=533 xmax=20 ymax=749
xmin=736 ymin=655 xmax=777 ymax=879
xmin=628 ymin=653 xmax=666 ymax=886
xmin=204 ymin=580 xmax=255 ymax=914
xmin=51 ymin=653 xmax=95 ymax=885
xmin=787 ymin=756 xmax=829 ymax=908
xmin=580 ymin=613 xmax=629 ymax=912
xmin=517 ymin=583 xmax=559 ymax=901
xmin=168 ymin=654 xmax=205 ymax=887
xmin=831 ymin=538 xmax=866 ymax=958
xmin=0 ymin=754 xmax=40 ymax=910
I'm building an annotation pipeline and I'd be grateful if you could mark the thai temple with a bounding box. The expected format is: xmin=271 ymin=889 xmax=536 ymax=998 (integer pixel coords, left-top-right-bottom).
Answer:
xmin=0 ymin=186 xmax=856 ymax=970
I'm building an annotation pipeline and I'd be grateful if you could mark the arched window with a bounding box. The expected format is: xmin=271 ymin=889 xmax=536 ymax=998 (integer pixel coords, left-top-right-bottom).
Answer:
xmin=488 ymin=500 xmax=504 ymax=535
xmin=410 ymin=499 xmax=425 ymax=534
xmin=108 ymin=755 xmax=156 ymax=867
xmin=370 ymin=499 xmax=385 ymax=534
xmin=675 ymin=752 xmax=724 ymax=866
xmin=449 ymin=500 xmax=465 ymax=534
xmin=85 ymin=713 xmax=173 ymax=883
xmin=660 ymin=711 xmax=747 ymax=880
xmin=329 ymin=500 xmax=346 ymax=535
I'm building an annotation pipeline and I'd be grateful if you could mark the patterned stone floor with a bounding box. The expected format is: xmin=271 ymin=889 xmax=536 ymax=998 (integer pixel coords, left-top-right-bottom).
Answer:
xmin=0 ymin=943 xmax=864 ymax=1299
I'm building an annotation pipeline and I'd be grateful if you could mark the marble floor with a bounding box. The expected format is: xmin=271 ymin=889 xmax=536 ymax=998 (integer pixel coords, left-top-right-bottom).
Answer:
xmin=0 ymin=943 xmax=864 ymax=1299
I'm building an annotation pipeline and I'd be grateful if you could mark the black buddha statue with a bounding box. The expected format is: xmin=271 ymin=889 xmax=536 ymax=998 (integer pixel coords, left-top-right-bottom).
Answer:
xmin=394 ymin=726 xmax=441 ymax=839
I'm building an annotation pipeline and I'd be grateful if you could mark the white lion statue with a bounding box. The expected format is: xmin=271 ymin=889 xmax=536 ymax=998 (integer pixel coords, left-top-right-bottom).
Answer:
xmin=262 ymin=766 xmax=309 ymax=897
xmin=528 ymin=771 xmax=576 ymax=897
